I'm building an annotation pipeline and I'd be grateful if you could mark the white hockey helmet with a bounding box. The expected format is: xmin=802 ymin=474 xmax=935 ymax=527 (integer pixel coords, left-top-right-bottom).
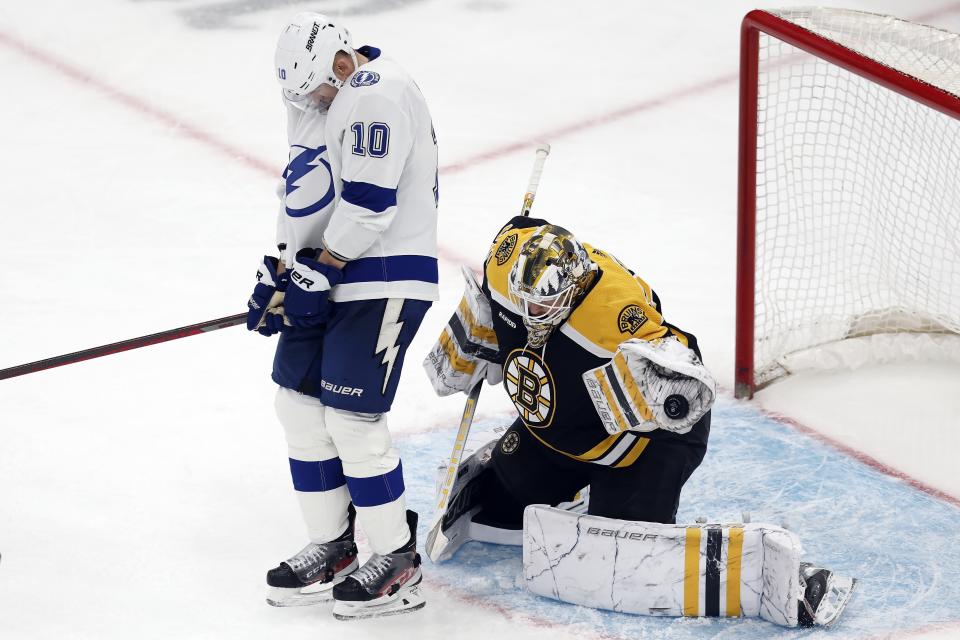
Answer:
xmin=507 ymin=225 xmax=597 ymax=347
xmin=274 ymin=13 xmax=357 ymax=103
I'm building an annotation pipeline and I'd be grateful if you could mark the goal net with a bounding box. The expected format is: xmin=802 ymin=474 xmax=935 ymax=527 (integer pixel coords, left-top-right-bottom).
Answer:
xmin=735 ymin=8 xmax=960 ymax=398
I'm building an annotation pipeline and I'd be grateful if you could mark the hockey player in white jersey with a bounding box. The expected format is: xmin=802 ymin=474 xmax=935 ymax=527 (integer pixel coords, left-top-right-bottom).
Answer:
xmin=244 ymin=12 xmax=438 ymax=620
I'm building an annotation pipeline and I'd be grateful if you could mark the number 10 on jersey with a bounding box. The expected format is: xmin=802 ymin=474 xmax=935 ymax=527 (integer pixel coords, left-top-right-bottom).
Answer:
xmin=351 ymin=122 xmax=390 ymax=157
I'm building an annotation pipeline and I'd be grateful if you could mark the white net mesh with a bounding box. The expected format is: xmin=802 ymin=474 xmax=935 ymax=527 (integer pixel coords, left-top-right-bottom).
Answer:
xmin=753 ymin=7 xmax=960 ymax=388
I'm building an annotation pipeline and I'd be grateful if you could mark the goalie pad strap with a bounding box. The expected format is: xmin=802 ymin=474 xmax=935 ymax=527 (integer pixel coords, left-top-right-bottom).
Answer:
xmin=523 ymin=505 xmax=801 ymax=627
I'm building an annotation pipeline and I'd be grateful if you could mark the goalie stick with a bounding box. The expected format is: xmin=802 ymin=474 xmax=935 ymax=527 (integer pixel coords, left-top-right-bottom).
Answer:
xmin=426 ymin=142 xmax=551 ymax=562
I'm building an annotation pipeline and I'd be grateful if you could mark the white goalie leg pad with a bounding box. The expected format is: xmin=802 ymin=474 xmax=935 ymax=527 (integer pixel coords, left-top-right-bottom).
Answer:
xmin=274 ymin=387 xmax=351 ymax=543
xmin=523 ymin=505 xmax=803 ymax=626
xmin=583 ymin=336 xmax=716 ymax=435
xmin=325 ymin=408 xmax=409 ymax=555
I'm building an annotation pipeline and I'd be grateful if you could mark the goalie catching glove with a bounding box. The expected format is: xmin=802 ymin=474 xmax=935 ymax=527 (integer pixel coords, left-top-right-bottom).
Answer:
xmin=424 ymin=266 xmax=502 ymax=396
xmin=583 ymin=336 xmax=716 ymax=435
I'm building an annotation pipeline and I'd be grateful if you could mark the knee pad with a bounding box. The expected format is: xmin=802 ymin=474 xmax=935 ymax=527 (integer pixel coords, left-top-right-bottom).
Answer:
xmin=324 ymin=408 xmax=399 ymax=475
xmin=274 ymin=387 xmax=337 ymax=460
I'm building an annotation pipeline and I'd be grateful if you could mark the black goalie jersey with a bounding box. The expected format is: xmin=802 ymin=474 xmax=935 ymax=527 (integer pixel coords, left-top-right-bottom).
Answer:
xmin=481 ymin=216 xmax=706 ymax=468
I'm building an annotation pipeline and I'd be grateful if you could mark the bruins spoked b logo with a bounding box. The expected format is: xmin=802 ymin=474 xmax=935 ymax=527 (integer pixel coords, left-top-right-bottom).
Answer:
xmin=503 ymin=349 xmax=555 ymax=428
xmin=618 ymin=304 xmax=648 ymax=334
xmin=495 ymin=233 xmax=519 ymax=266
xmin=500 ymin=430 xmax=520 ymax=455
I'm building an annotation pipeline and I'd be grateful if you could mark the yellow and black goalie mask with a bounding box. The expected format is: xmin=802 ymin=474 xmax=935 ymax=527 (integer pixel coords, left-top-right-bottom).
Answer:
xmin=507 ymin=225 xmax=596 ymax=347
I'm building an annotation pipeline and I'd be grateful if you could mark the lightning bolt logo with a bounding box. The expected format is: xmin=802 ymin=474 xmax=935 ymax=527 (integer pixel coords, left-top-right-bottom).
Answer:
xmin=283 ymin=145 xmax=335 ymax=218
xmin=376 ymin=299 xmax=405 ymax=394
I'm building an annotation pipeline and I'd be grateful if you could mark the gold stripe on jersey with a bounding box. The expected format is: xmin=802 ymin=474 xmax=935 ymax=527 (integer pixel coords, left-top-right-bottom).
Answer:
xmin=727 ymin=527 xmax=744 ymax=617
xmin=523 ymin=427 xmax=623 ymax=463
xmin=457 ymin=297 xmax=498 ymax=346
xmin=612 ymin=352 xmax=655 ymax=421
xmin=613 ymin=436 xmax=649 ymax=468
xmin=439 ymin=330 xmax=477 ymax=375
xmin=595 ymin=368 xmax=629 ymax=432
xmin=684 ymin=527 xmax=701 ymax=616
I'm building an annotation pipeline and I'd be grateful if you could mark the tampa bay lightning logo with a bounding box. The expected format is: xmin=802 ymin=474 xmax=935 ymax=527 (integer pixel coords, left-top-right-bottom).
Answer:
xmin=350 ymin=71 xmax=380 ymax=88
xmin=284 ymin=145 xmax=335 ymax=218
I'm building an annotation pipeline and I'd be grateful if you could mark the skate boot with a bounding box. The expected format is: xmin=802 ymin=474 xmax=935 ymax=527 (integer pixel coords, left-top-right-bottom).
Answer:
xmin=797 ymin=562 xmax=857 ymax=627
xmin=332 ymin=510 xmax=426 ymax=620
xmin=265 ymin=508 xmax=359 ymax=607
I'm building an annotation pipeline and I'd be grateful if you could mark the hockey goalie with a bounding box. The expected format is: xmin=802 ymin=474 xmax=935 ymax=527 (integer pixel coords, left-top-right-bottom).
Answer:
xmin=423 ymin=216 xmax=855 ymax=628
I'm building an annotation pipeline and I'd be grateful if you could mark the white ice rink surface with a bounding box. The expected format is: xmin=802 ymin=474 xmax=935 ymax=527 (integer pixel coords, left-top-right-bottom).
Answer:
xmin=1 ymin=1 xmax=959 ymax=638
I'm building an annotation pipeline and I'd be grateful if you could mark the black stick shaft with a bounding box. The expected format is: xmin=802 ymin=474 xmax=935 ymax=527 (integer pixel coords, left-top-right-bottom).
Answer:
xmin=0 ymin=313 xmax=247 ymax=381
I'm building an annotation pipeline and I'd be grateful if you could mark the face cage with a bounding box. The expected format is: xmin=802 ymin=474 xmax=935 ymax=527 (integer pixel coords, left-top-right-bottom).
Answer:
xmin=511 ymin=286 xmax=577 ymax=346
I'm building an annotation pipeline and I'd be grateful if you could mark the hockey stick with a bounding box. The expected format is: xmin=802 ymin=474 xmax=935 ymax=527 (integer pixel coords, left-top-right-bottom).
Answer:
xmin=425 ymin=142 xmax=551 ymax=562
xmin=0 ymin=313 xmax=246 ymax=382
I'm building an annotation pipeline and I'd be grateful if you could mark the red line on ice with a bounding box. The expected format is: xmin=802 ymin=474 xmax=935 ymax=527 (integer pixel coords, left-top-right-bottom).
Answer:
xmin=754 ymin=403 xmax=960 ymax=509
xmin=5 ymin=5 xmax=960 ymax=634
xmin=863 ymin=617 xmax=960 ymax=639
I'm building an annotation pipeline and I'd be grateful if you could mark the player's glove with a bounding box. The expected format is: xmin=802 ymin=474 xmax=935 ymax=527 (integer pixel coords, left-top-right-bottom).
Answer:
xmin=283 ymin=249 xmax=344 ymax=328
xmin=246 ymin=256 xmax=290 ymax=337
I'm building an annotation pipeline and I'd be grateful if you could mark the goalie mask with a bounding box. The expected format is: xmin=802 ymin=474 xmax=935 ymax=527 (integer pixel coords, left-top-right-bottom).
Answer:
xmin=274 ymin=12 xmax=357 ymax=111
xmin=508 ymin=225 xmax=597 ymax=347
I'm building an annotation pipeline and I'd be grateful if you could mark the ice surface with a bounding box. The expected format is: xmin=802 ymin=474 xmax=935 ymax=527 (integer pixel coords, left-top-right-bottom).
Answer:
xmin=1 ymin=1 xmax=959 ymax=638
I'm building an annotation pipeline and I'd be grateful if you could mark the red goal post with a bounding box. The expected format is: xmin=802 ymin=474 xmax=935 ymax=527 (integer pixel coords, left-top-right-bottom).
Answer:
xmin=735 ymin=8 xmax=960 ymax=399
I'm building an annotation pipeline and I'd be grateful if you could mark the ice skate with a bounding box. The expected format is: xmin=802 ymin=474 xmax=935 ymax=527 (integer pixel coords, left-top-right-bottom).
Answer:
xmin=798 ymin=562 xmax=857 ymax=627
xmin=266 ymin=512 xmax=359 ymax=607
xmin=332 ymin=510 xmax=426 ymax=620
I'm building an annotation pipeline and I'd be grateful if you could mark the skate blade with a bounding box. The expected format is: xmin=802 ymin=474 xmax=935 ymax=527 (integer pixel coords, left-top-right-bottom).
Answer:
xmin=266 ymin=570 xmax=355 ymax=608
xmin=332 ymin=576 xmax=426 ymax=621
xmin=815 ymin=575 xmax=857 ymax=626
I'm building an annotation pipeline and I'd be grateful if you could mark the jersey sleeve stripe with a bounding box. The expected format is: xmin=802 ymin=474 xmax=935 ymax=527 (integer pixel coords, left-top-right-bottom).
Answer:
xmin=612 ymin=436 xmax=650 ymax=468
xmin=341 ymin=255 xmax=439 ymax=284
xmin=341 ymin=179 xmax=398 ymax=213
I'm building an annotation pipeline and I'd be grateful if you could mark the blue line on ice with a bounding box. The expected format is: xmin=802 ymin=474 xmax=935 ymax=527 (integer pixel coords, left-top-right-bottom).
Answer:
xmin=397 ymin=397 xmax=960 ymax=639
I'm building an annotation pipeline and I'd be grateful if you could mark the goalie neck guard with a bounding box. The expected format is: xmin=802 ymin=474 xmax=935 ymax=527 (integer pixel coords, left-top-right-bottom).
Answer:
xmin=507 ymin=224 xmax=597 ymax=347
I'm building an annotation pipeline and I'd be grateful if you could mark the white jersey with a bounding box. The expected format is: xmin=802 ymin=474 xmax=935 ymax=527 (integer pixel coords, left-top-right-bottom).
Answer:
xmin=276 ymin=103 xmax=335 ymax=268
xmin=275 ymin=45 xmax=439 ymax=303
